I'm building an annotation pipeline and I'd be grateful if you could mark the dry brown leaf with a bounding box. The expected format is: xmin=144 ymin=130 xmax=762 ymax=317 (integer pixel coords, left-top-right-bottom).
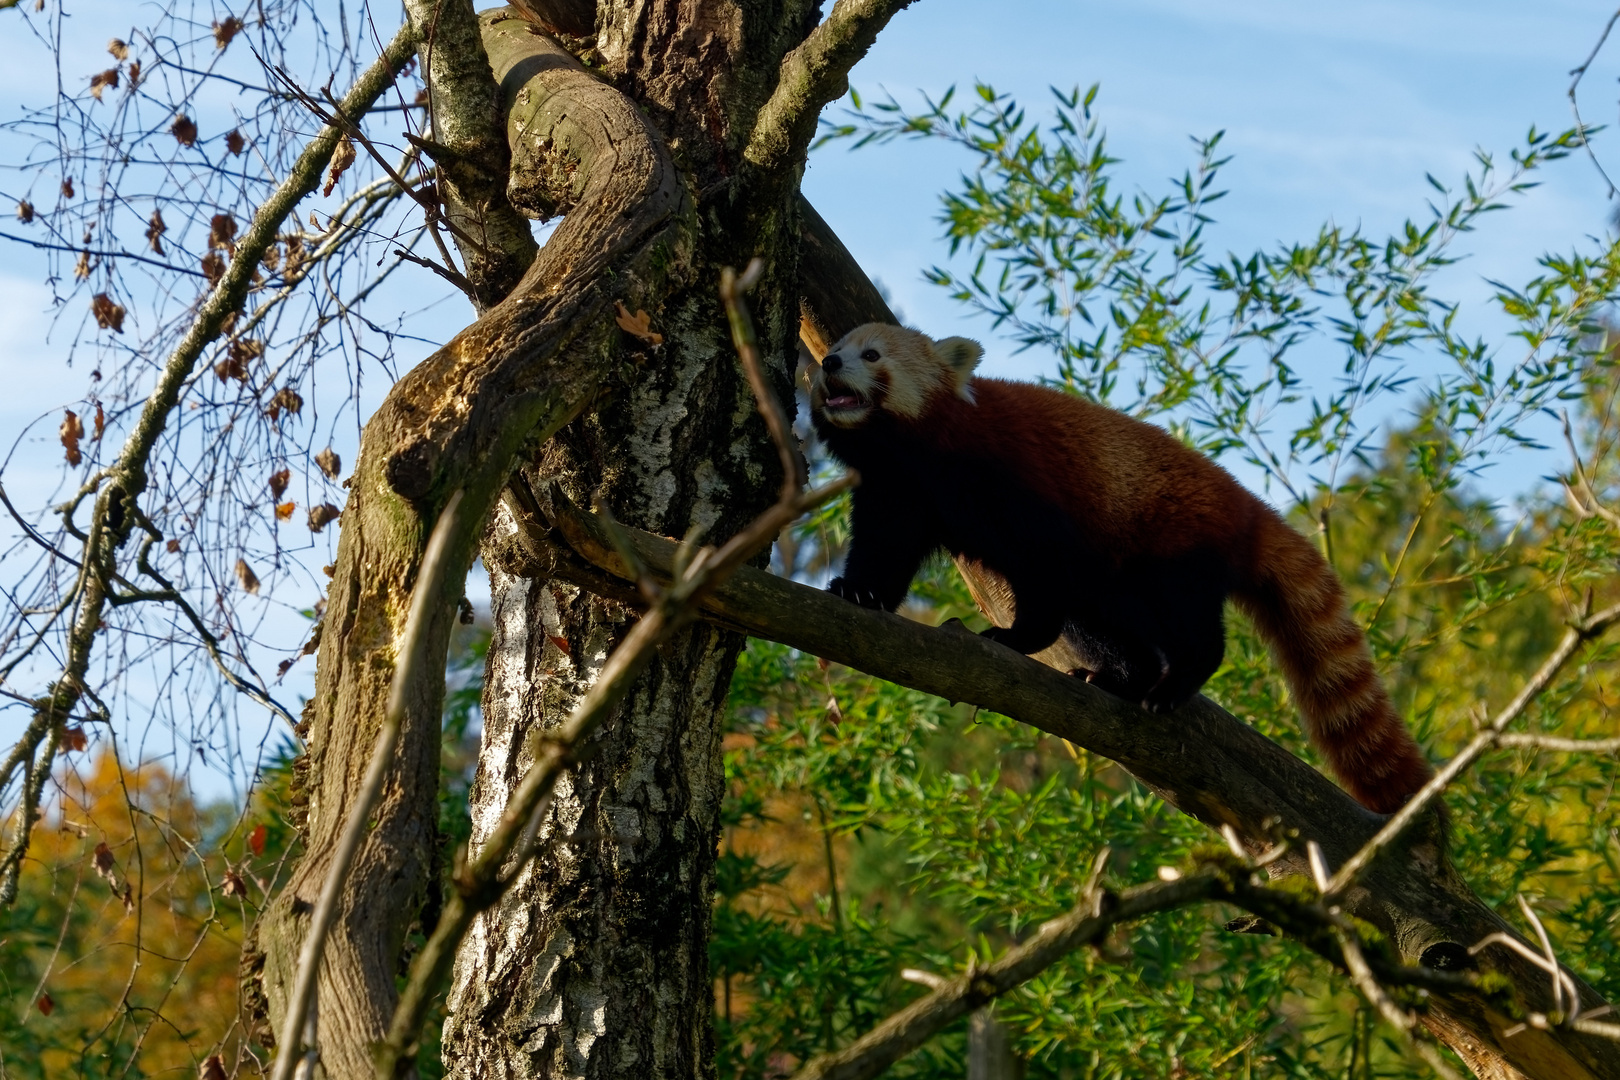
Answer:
xmin=225 ymin=128 xmax=245 ymax=156
xmin=268 ymin=468 xmax=290 ymax=499
xmin=323 ymin=136 xmax=356 ymax=198
xmin=145 ymin=208 xmax=166 ymax=254
xmin=221 ymin=869 xmax=247 ymax=898
xmin=314 ymin=446 xmax=341 ymax=479
xmin=127 ymin=60 xmax=141 ymax=88
xmin=93 ymin=840 xmax=116 ymax=880
xmin=107 ymin=38 xmax=129 ymax=60
xmin=216 ymin=337 xmax=262 ymax=382
xmin=73 ymin=251 xmax=91 ymax=281
xmin=235 ymin=558 xmax=259 ymax=594
xmin=59 ymin=410 xmax=84 ymax=466
xmin=16 ymin=200 xmax=34 ymax=224
xmin=90 ymin=293 xmax=125 ymax=333
xmin=88 ymin=68 xmax=118 ymax=101
xmin=248 ymin=823 xmax=267 ymax=856
xmin=614 ymin=300 xmax=663 ymax=345
xmin=275 ymin=501 xmax=295 ymax=521
xmin=212 ymin=17 xmax=243 ymax=49
xmin=92 ymin=402 xmax=105 ymax=440
xmin=60 ymin=177 xmax=74 ymax=199
xmin=267 ymin=386 xmax=303 ymax=421
xmin=307 ymin=502 xmax=340 ymax=533
xmin=200 ymin=1054 xmax=228 ymax=1080
xmin=200 ymin=252 xmax=225 ymax=286
xmin=165 ymin=538 xmax=180 ymax=553
xmin=60 ymin=726 xmax=88 ymax=753
xmin=548 ymin=634 xmax=571 ymax=656
xmin=36 ymin=993 xmax=53 ymax=1016
xmin=208 ymin=212 xmax=237 ymax=251
xmin=171 ymin=114 xmax=198 ymax=147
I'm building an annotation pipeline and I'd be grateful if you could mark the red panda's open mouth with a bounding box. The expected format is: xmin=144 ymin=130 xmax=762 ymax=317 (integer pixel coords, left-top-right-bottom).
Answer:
xmin=820 ymin=377 xmax=870 ymax=414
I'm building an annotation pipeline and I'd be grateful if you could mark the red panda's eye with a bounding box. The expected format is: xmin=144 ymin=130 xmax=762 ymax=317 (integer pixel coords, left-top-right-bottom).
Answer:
xmin=860 ymin=349 xmax=880 ymax=362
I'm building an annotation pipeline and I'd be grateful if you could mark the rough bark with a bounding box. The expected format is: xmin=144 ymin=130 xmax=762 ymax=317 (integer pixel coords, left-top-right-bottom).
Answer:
xmin=405 ymin=0 xmax=538 ymax=307
xmin=437 ymin=0 xmax=831 ymax=1069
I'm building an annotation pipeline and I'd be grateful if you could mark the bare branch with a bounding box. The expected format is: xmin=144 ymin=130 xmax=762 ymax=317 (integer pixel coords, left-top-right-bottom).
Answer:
xmin=1568 ymin=8 xmax=1620 ymax=198
xmin=271 ymin=490 xmax=466 ymax=1080
xmin=744 ymin=0 xmax=919 ymax=179
xmin=1497 ymin=733 xmax=1620 ymax=753
xmin=789 ymin=874 xmax=1220 ymax=1080
xmin=0 ymin=25 xmax=420 ymax=908
xmin=723 ymin=258 xmax=807 ymax=496
xmin=1324 ymin=599 xmax=1620 ymax=897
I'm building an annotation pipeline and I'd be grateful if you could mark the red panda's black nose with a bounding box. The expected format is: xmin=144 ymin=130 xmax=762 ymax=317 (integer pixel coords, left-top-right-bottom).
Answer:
xmin=822 ymin=354 xmax=843 ymax=373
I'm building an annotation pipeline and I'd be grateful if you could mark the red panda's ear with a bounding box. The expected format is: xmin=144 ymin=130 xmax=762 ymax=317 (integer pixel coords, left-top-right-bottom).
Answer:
xmin=935 ymin=337 xmax=984 ymax=399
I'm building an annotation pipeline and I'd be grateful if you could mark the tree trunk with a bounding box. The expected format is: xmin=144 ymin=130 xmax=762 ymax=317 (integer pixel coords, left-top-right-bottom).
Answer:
xmin=438 ymin=1 xmax=825 ymax=1075
xmin=245 ymin=0 xmax=925 ymax=1072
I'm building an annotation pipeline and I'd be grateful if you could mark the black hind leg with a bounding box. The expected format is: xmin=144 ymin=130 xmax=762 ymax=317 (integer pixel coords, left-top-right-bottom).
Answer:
xmin=979 ymin=569 xmax=1068 ymax=655
xmin=1139 ymin=595 xmax=1226 ymax=713
xmin=1064 ymin=618 xmax=1169 ymax=704
xmin=1134 ymin=555 xmax=1230 ymax=713
xmin=1064 ymin=554 xmax=1230 ymax=713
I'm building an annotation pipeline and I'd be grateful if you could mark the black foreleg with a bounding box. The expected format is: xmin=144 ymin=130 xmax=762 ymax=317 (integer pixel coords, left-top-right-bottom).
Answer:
xmin=830 ymin=486 xmax=938 ymax=611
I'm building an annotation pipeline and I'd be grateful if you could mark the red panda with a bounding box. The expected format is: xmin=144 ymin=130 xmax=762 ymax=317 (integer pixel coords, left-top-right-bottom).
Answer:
xmin=804 ymin=322 xmax=1433 ymax=815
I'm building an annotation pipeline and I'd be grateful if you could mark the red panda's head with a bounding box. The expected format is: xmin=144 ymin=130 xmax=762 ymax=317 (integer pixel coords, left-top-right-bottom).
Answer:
xmin=803 ymin=324 xmax=984 ymax=428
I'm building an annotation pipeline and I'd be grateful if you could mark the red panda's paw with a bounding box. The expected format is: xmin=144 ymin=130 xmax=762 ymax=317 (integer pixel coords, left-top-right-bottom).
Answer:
xmin=828 ymin=577 xmax=885 ymax=610
xmin=1140 ymin=687 xmax=1195 ymax=715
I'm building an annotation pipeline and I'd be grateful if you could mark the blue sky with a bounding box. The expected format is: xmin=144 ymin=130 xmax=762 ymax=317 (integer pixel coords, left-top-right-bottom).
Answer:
xmin=807 ymin=0 xmax=1620 ymax=384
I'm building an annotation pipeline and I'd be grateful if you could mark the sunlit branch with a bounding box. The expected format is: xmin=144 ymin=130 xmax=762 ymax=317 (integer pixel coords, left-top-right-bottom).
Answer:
xmin=1324 ymin=598 xmax=1620 ymax=898
xmin=745 ymin=0 xmax=919 ymax=180
xmin=270 ymin=489 xmax=465 ymax=1080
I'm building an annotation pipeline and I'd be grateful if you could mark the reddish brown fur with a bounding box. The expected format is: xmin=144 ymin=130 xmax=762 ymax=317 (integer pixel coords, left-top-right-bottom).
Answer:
xmin=865 ymin=375 xmax=1432 ymax=813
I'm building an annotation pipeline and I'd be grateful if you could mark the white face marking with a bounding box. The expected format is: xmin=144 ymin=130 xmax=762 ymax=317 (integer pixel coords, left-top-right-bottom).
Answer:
xmin=805 ymin=325 xmax=982 ymax=427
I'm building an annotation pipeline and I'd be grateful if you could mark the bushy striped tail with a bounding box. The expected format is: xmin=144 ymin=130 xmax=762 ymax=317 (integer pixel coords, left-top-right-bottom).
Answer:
xmin=1233 ymin=513 xmax=1433 ymax=814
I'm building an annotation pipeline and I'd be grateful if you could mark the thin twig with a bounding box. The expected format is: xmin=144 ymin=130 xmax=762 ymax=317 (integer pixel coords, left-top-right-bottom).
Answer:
xmin=722 ymin=258 xmax=806 ymax=496
xmin=392 ymin=246 xmax=475 ymax=294
xmin=1497 ymin=733 xmax=1620 ymax=753
xmin=1569 ymin=8 xmax=1620 ymax=199
xmin=788 ymin=874 xmax=1217 ymax=1080
xmin=1324 ymin=600 xmax=1620 ymax=897
xmin=269 ymin=490 xmax=465 ymax=1080
xmin=1335 ymin=925 xmax=1464 ymax=1080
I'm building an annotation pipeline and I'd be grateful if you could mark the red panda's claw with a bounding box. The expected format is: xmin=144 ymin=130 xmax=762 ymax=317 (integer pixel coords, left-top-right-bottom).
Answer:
xmin=828 ymin=577 xmax=885 ymax=610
